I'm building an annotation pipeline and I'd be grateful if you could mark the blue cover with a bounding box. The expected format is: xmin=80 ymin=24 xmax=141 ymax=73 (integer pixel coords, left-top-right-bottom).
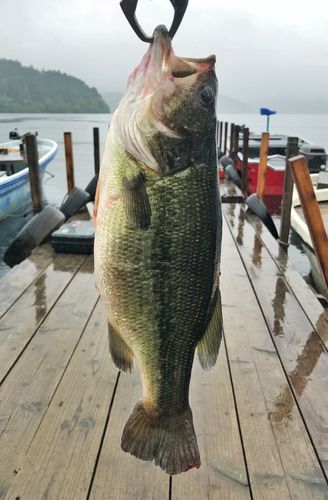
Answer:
xmin=260 ymin=108 xmax=276 ymax=116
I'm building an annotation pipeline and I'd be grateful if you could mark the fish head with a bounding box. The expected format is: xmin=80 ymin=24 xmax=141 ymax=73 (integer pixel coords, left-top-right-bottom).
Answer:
xmin=117 ymin=25 xmax=218 ymax=176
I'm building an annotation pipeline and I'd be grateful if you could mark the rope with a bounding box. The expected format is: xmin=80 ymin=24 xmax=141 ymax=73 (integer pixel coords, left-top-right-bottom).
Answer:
xmin=0 ymin=207 xmax=42 ymax=219
xmin=44 ymin=170 xmax=55 ymax=179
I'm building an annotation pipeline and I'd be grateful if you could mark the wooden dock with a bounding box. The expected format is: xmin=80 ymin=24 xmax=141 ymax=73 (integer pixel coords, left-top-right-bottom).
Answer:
xmin=1 ymin=202 xmax=328 ymax=499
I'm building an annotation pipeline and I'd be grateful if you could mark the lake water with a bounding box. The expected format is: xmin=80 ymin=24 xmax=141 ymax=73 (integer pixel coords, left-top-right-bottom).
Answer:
xmin=0 ymin=112 xmax=327 ymax=288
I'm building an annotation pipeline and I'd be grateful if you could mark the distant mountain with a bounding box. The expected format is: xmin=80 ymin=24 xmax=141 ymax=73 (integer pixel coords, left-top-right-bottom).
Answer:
xmin=101 ymin=92 xmax=123 ymax=113
xmin=217 ymin=95 xmax=255 ymax=114
xmin=0 ymin=59 xmax=110 ymax=113
xmin=261 ymin=98 xmax=328 ymax=114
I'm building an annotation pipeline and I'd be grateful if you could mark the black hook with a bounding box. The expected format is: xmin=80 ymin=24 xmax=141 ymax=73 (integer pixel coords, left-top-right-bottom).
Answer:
xmin=120 ymin=0 xmax=189 ymax=43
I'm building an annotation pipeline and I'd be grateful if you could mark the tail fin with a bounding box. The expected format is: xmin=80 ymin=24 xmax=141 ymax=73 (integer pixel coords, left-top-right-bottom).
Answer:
xmin=121 ymin=401 xmax=200 ymax=475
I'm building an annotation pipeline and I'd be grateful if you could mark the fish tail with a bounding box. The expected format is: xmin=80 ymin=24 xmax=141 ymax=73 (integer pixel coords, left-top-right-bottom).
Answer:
xmin=121 ymin=401 xmax=200 ymax=475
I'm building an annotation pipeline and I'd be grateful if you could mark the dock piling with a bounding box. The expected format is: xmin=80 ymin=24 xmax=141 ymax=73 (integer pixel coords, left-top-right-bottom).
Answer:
xmin=26 ymin=134 xmax=43 ymax=213
xmin=224 ymin=122 xmax=228 ymax=155
xmin=93 ymin=128 xmax=100 ymax=175
xmin=229 ymin=123 xmax=235 ymax=158
xmin=64 ymin=132 xmax=75 ymax=194
xmin=257 ymin=132 xmax=270 ymax=201
xmin=233 ymin=125 xmax=240 ymax=169
xmin=279 ymin=137 xmax=299 ymax=251
xmin=241 ymin=127 xmax=249 ymax=198
xmin=218 ymin=121 xmax=222 ymax=149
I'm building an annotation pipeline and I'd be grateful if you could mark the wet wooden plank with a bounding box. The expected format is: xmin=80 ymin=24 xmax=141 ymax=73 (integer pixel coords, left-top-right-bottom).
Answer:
xmin=0 ymin=243 xmax=55 ymax=319
xmin=0 ymin=256 xmax=99 ymax=499
xmin=0 ymin=252 xmax=87 ymax=383
xmin=172 ymin=343 xmax=251 ymax=500
xmin=220 ymin=178 xmax=244 ymax=203
xmin=5 ymin=300 xmax=119 ymax=500
xmin=244 ymin=208 xmax=328 ymax=348
xmin=221 ymin=217 xmax=328 ymax=499
xmin=223 ymin=203 xmax=328 ymax=478
xmin=88 ymin=368 xmax=169 ymax=500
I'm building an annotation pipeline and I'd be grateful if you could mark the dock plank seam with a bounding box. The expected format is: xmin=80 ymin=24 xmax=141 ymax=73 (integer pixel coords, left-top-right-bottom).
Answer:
xmin=223 ymin=205 xmax=328 ymax=487
xmin=222 ymin=331 xmax=254 ymax=500
xmin=0 ymin=254 xmax=89 ymax=388
xmin=85 ymin=371 xmax=121 ymax=500
xmin=24 ymin=296 xmax=102 ymax=459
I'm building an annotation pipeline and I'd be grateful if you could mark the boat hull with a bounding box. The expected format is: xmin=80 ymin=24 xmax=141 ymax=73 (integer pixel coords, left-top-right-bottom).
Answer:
xmin=0 ymin=138 xmax=57 ymax=220
xmin=291 ymin=174 xmax=328 ymax=297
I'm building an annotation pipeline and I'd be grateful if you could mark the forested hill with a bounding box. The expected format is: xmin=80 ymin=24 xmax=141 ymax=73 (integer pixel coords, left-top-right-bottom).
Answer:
xmin=0 ymin=59 xmax=110 ymax=113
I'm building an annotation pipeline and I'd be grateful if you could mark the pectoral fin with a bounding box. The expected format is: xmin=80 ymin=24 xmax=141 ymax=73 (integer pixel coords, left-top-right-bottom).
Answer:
xmin=108 ymin=320 xmax=134 ymax=373
xmin=123 ymin=173 xmax=151 ymax=230
xmin=197 ymin=287 xmax=223 ymax=371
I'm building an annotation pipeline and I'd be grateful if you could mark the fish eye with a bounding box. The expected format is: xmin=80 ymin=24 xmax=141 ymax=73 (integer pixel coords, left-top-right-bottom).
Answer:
xmin=199 ymin=86 xmax=214 ymax=105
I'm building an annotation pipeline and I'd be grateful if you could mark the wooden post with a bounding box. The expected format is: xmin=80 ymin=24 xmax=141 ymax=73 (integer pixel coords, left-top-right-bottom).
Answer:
xmin=26 ymin=134 xmax=43 ymax=213
xmin=279 ymin=137 xmax=299 ymax=251
xmin=219 ymin=121 xmax=222 ymax=149
xmin=64 ymin=132 xmax=75 ymax=194
xmin=224 ymin=122 xmax=228 ymax=155
xmin=241 ymin=127 xmax=249 ymax=198
xmin=289 ymin=155 xmax=328 ymax=296
xmin=257 ymin=132 xmax=270 ymax=201
xmin=229 ymin=123 xmax=235 ymax=158
xmin=233 ymin=125 xmax=240 ymax=169
xmin=93 ymin=127 xmax=100 ymax=175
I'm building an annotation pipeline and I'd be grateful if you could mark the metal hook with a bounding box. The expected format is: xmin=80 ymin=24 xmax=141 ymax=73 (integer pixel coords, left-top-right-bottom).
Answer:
xmin=120 ymin=0 xmax=189 ymax=43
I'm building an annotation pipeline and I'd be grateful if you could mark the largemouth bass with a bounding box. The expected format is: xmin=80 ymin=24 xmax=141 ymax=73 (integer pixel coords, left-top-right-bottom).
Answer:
xmin=94 ymin=25 xmax=222 ymax=475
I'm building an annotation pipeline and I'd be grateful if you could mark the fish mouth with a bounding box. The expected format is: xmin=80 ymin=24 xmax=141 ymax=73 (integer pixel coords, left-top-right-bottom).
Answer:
xmin=117 ymin=25 xmax=217 ymax=175
xmin=171 ymin=55 xmax=216 ymax=78
xmin=149 ymin=25 xmax=216 ymax=81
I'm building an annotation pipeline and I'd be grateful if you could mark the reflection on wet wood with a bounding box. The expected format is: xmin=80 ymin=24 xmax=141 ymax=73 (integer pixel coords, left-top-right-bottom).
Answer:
xmin=0 ymin=253 xmax=88 ymax=383
xmin=245 ymin=208 xmax=328 ymax=348
xmin=0 ymin=256 xmax=98 ymax=497
xmin=1 ymin=207 xmax=328 ymax=498
xmin=220 ymin=178 xmax=244 ymax=203
xmin=5 ymin=300 xmax=119 ymax=500
xmin=0 ymin=244 xmax=55 ymax=319
xmin=222 ymin=220 xmax=328 ymax=499
xmin=224 ymin=202 xmax=328 ymax=480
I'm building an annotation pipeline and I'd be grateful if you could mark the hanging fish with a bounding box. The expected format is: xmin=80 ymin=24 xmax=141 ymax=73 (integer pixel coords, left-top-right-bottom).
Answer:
xmin=94 ymin=25 xmax=222 ymax=475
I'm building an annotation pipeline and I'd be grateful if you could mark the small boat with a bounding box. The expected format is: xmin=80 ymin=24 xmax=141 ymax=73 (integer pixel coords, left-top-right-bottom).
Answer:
xmin=0 ymin=131 xmax=58 ymax=220
xmin=291 ymin=173 xmax=328 ymax=297
xmin=235 ymin=134 xmax=327 ymax=196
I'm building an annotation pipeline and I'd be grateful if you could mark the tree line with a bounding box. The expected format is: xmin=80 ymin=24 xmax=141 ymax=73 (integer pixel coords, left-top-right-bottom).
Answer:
xmin=0 ymin=59 xmax=110 ymax=113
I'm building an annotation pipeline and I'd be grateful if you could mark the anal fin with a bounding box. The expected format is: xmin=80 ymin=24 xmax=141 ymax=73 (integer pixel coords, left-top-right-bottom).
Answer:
xmin=122 ymin=173 xmax=151 ymax=230
xmin=108 ymin=321 xmax=134 ymax=373
xmin=197 ymin=287 xmax=223 ymax=371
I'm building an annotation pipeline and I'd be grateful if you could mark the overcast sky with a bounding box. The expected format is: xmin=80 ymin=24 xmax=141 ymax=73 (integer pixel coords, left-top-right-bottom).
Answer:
xmin=1 ymin=0 xmax=328 ymax=111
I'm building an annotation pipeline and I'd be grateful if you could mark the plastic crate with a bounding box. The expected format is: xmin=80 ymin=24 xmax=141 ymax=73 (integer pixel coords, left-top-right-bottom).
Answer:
xmin=52 ymin=220 xmax=94 ymax=254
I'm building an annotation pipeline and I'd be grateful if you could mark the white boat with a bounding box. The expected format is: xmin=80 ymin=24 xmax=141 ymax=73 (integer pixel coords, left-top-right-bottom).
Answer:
xmin=291 ymin=173 xmax=328 ymax=296
xmin=0 ymin=132 xmax=58 ymax=220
